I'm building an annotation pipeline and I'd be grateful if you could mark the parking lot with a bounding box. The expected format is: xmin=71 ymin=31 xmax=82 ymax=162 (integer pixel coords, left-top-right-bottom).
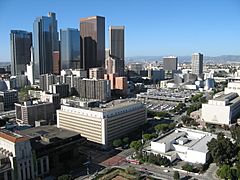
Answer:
xmin=145 ymin=101 xmax=176 ymax=112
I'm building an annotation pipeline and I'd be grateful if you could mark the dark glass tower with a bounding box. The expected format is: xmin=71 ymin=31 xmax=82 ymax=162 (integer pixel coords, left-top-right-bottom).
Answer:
xmin=60 ymin=28 xmax=80 ymax=69
xmin=80 ymin=16 xmax=105 ymax=71
xmin=10 ymin=30 xmax=32 ymax=75
xmin=33 ymin=12 xmax=58 ymax=78
xmin=109 ymin=26 xmax=125 ymax=76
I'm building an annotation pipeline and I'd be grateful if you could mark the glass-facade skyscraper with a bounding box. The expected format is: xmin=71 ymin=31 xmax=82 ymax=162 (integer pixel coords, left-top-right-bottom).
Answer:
xmin=33 ymin=12 xmax=58 ymax=78
xmin=80 ymin=16 xmax=105 ymax=71
xmin=60 ymin=28 xmax=80 ymax=69
xmin=109 ymin=26 xmax=125 ymax=76
xmin=10 ymin=30 xmax=32 ymax=75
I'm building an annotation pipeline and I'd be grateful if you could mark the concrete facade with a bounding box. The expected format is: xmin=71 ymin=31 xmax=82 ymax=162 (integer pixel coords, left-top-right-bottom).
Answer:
xmin=202 ymin=92 xmax=240 ymax=125
xmin=148 ymin=128 xmax=216 ymax=164
xmin=57 ymin=101 xmax=146 ymax=147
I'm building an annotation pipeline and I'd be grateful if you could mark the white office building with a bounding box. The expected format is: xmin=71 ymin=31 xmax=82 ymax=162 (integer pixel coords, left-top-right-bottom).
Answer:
xmin=147 ymin=128 xmax=217 ymax=164
xmin=191 ymin=53 xmax=203 ymax=75
xmin=0 ymin=130 xmax=34 ymax=180
xmin=224 ymin=81 xmax=240 ymax=95
xmin=202 ymin=92 xmax=240 ymax=125
xmin=57 ymin=101 xmax=146 ymax=147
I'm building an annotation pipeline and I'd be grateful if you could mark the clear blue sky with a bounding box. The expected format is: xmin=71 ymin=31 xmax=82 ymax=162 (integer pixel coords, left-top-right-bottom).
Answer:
xmin=0 ymin=0 xmax=240 ymax=61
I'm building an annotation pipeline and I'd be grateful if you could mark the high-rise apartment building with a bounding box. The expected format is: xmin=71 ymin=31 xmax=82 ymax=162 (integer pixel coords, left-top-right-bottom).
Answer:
xmin=73 ymin=78 xmax=111 ymax=101
xmin=10 ymin=30 xmax=32 ymax=75
xmin=80 ymin=16 xmax=105 ymax=71
xmin=192 ymin=53 xmax=203 ymax=75
xmin=89 ymin=67 xmax=104 ymax=79
xmin=109 ymin=26 xmax=125 ymax=76
xmin=163 ymin=56 xmax=178 ymax=71
xmin=39 ymin=74 xmax=56 ymax=91
xmin=33 ymin=12 xmax=58 ymax=78
xmin=60 ymin=28 xmax=80 ymax=69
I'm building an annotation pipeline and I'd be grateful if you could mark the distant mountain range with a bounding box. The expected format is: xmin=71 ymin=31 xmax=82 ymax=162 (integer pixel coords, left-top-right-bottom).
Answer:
xmin=1 ymin=55 xmax=240 ymax=67
xmin=126 ymin=55 xmax=240 ymax=64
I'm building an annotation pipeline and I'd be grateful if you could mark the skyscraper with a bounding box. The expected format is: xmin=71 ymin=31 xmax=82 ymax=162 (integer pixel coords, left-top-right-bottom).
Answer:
xmin=163 ymin=56 xmax=178 ymax=71
xmin=109 ymin=26 xmax=125 ymax=76
xmin=60 ymin=28 xmax=80 ymax=69
xmin=80 ymin=16 xmax=105 ymax=71
xmin=192 ymin=53 xmax=203 ymax=75
xmin=33 ymin=12 xmax=58 ymax=78
xmin=10 ymin=30 xmax=32 ymax=75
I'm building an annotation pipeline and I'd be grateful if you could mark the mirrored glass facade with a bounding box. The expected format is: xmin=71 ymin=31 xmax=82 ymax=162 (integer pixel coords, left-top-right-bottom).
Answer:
xmin=10 ymin=30 xmax=32 ymax=75
xmin=60 ymin=28 xmax=80 ymax=69
xmin=33 ymin=12 xmax=58 ymax=78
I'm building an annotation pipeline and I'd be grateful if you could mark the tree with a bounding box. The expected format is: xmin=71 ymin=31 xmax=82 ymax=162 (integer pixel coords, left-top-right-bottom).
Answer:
xmin=112 ymin=139 xmax=122 ymax=147
xmin=230 ymin=125 xmax=240 ymax=144
xmin=130 ymin=140 xmax=142 ymax=152
xmin=190 ymin=93 xmax=203 ymax=102
xmin=58 ymin=175 xmax=72 ymax=180
xmin=181 ymin=115 xmax=198 ymax=126
xmin=148 ymin=153 xmax=156 ymax=164
xmin=217 ymin=164 xmax=231 ymax=179
xmin=143 ymin=133 xmax=157 ymax=141
xmin=154 ymin=123 xmax=176 ymax=134
xmin=122 ymin=137 xmax=129 ymax=144
xmin=173 ymin=171 xmax=180 ymax=180
xmin=125 ymin=166 xmax=136 ymax=175
xmin=207 ymin=133 xmax=237 ymax=165
xmin=182 ymin=163 xmax=194 ymax=172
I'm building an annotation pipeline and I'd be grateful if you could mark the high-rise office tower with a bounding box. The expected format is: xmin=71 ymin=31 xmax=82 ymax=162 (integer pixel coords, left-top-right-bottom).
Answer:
xmin=109 ymin=26 xmax=125 ymax=76
xmin=163 ymin=56 xmax=178 ymax=71
xmin=33 ymin=12 xmax=59 ymax=78
xmin=80 ymin=16 xmax=105 ymax=71
xmin=192 ymin=53 xmax=203 ymax=75
xmin=10 ymin=30 xmax=32 ymax=75
xmin=60 ymin=28 xmax=80 ymax=69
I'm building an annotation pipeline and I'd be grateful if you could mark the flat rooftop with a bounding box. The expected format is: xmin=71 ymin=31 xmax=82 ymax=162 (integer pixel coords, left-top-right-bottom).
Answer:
xmin=64 ymin=100 xmax=143 ymax=112
xmin=19 ymin=125 xmax=80 ymax=141
xmin=214 ymin=92 xmax=237 ymax=101
xmin=0 ymin=129 xmax=28 ymax=143
xmin=153 ymin=128 xmax=217 ymax=153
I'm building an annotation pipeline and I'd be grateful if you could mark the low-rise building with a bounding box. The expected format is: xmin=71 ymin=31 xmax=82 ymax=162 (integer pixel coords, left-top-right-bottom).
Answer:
xmin=0 ymin=130 xmax=34 ymax=180
xmin=146 ymin=128 xmax=217 ymax=164
xmin=57 ymin=100 xmax=146 ymax=147
xmin=224 ymin=81 xmax=240 ymax=95
xmin=0 ymin=90 xmax=18 ymax=110
xmin=15 ymin=100 xmax=55 ymax=126
xmin=19 ymin=125 xmax=86 ymax=178
xmin=202 ymin=92 xmax=240 ymax=125
xmin=0 ymin=126 xmax=86 ymax=179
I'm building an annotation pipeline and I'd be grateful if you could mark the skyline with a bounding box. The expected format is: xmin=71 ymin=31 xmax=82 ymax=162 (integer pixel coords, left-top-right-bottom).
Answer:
xmin=1 ymin=0 xmax=240 ymax=61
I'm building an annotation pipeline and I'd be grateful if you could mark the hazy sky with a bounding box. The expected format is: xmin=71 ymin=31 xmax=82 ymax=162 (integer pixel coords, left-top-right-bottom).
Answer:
xmin=0 ymin=0 xmax=240 ymax=61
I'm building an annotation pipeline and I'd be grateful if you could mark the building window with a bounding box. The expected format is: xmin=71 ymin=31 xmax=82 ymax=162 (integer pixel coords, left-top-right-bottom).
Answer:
xmin=43 ymin=158 xmax=47 ymax=172
xmin=37 ymin=160 xmax=41 ymax=175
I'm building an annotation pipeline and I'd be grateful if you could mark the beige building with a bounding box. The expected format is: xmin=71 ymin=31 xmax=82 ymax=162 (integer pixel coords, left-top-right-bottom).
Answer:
xmin=89 ymin=67 xmax=104 ymax=79
xmin=57 ymin=101 xmax=146 ymax=147
xmin=0 ymin=130 xmax=34 ymax=180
